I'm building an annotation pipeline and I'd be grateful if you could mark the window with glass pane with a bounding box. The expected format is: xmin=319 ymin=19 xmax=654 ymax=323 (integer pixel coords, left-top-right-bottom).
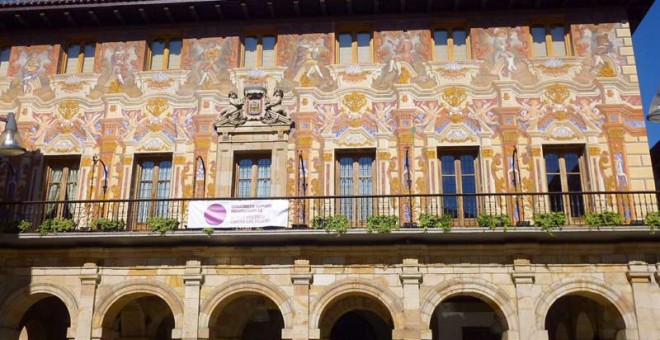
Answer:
xmin=150 ymin=40 xmax=166 ymax=70
xmin=452 ymin=29 xmax=468 ymax=60
xmin=439 ymin=150 xmax=478 ymax=219
xmin=338 ymin=33 xmax=353 ymax=64
xmin=356 ymin=32 xmax=371 ymax=64
xmin=167 ymin=39 xmax=182 ymax=70
xmin=0 ymin=47 xmax=10 ymax=76
xmin=133 ymin=157 xmax=172 ymax=223
xmin=550 ymin=25 xmax=567 ymax=56
xmin=64 ymin=44 xmax=81 ymax=74
xmin=531 ymin=26 xmax=548 ymax=57
xmin=234 ymin=155 xmax=271 ymax=198
xmin=434 ymin=30 xmax=449 ymax=61
xmin=44 ymin=158 xmax=80 ymax=218
xmin=336 ymin=153 xmax=374 ymax=221
xmin=243 ymin=37 xmax=258 ymax=68
xmin=82 ymin=43 xmax=96 ymax=73
xmin=261 ymin=36 xmax=276 ymax=67
xmin=544 ymin=148 xmax=585 ymax=217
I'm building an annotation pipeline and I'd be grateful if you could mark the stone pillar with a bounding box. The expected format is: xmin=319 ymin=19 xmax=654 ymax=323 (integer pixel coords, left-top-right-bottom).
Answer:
xmin=626 ymin=261 xmax=656 ymax=340
xmin=76 ymin=262 xmax=100 ymax=340
xmin=394 ymin=258 xmax=423 ymax=340
xmin=511 ymin=258 xmax=543 ymax=340
xmin=284 ymin=259 xmax=313 ymax=340
xmin=180 ymin=260 xmax=204 ymax=340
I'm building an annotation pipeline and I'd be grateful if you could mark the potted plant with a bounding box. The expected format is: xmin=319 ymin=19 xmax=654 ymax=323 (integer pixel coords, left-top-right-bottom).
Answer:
xmin=644 ymin=211 xmax=660 ymax=234
xmin=37 ymin=217 xmax=76 ymax=235
xmin=477 ymin=213 xmax=513 ymax=231
xmin=91 ymin=218 xmax=126 ymax=232
xmin=312 ymin=215 xmax=350 ymax=234
xmin=585 ymin=211 xmax=623 ymax=230
xmin=146 ymin=216 xmax=179 ymax=235
xmin=418 ymin=213 xmax=452 ymax=232
xmin=533 ymin=212 xmax=566 ymax=234
xmin=366 ymin=215 xmax=399 ymax=233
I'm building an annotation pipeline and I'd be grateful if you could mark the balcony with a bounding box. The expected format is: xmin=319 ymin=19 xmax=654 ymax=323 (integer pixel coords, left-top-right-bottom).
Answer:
xmin=1 ymin=191 xmax=658 ymax=234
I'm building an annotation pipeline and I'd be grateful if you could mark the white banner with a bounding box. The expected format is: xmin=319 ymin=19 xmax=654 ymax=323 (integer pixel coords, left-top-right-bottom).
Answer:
xmin=187 ymin=200 xmax=289 ymax=229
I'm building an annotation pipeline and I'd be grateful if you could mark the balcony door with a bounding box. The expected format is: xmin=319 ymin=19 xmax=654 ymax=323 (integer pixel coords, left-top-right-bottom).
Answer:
xmin=438 ymin=148 xmax=479 ymax=223
xmin=233 ymin=153 xmax=272 ymax=198
xmin=132 ymin=155 xmax=173 ymax=224
xmin=44 ymin=158 xmax=81 ymax=219
xmin=336 ymin=152 xmax=375 ymax=223
xmin=544 ymin=147 xmax=586 ymax=218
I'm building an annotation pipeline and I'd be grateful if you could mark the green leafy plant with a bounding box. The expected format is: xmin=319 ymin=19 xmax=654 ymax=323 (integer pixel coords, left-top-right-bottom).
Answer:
xmin=91 ymin=218 xmax=125 ymax=232
xmin=147 ymin=217 xmax=179 ymax=235
xmin=37 ymin=218 xmax=76 ymax=235
xmin=203 ymin=227 xmax=215 ymax=236
xmin=585 ymin=211 xmax=623 ymax=230
xmin=477 ymin=214 xmax=512 ymax=231
xmin=366 ymin=215 xmax=399 ymax=233
xmin=17 ymin=220 xmax=32 ymax=233
xmin=0 ymin=219 xmax=32 ymax=233
xmin=418 ymin=213 xmax=451 ymax=232
xmin=312 ymin=215 xmax=350 ymax=234
xmin=533 ymin=212 xmax=566 ymax=234
xmin=644 ymin=211 xmax=660 ymax=235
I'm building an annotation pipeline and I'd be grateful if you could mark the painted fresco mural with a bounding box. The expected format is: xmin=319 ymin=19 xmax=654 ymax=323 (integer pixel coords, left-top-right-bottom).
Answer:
xmin=277 ymin=32 xmax=337 ymax=92
xmin=0 ymin=21 xmax=652 ymax=205
xmin=1 ymin=45 xmax=58 ymax=102
xmin=91 ymin=41 xmax=145 ymax=98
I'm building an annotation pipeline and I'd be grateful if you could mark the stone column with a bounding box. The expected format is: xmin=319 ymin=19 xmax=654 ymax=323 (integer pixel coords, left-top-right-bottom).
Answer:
xmin=511 ymin=258 xmax=542 ymax=340
xmin=395 ymin=258 xmax=423 ymax=340
xmin=76 ymin=262 xmax=100 ymax=340
xmin=626 ymin=261 xmax=656 ymax=340
xmin=180 ymin=260 xmax=204 ymax=340
xmin=284 ymin=259 xmax=313 ymax=340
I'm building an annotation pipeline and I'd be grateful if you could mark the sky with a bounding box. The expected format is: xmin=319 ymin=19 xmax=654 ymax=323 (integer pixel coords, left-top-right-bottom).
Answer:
xmin=633 ymin=0 xmax=660 ymax=148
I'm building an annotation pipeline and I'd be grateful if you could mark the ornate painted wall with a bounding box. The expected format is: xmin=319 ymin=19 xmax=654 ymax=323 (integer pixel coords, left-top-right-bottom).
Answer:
xmin=0 ymin=18 xmax=653 ymax=203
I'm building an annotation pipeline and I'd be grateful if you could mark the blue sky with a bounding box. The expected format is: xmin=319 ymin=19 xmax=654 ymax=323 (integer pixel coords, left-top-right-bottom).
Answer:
xmin=634 ymin=0 xmax=660 ymax=148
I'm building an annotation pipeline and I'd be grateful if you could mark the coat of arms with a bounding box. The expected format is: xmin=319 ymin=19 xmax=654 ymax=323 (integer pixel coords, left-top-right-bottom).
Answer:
xmin=216 ymin=87 xmax=291 ymax=127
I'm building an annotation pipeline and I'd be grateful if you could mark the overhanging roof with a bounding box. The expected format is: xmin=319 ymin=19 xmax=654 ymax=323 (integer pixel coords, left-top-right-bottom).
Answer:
xmin=0 ymin=0 xmax=653 ymax=32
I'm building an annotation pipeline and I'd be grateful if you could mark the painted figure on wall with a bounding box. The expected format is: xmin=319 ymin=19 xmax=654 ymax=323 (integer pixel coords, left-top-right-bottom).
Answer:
xmin=178 ymin=37 xmax=237 ymax=95
xmin=91 ymin=42 xmax=143 ymax=98
xmin=1 ymin=46 xmax=57 ymax=102
xmin=471 ymin=27 xmax=537 ymax=86
xmin=373 ymin=30 xmax=435 ymax=90
xmin=278 ymin=33 xmax=337 ymax=92
xmin=572 ymin=24 xmax=621 ymax=83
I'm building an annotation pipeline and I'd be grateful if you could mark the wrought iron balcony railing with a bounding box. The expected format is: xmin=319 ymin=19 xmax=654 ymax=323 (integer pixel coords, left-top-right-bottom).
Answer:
xmin=0 ymin=191 xmax=658 ymax=233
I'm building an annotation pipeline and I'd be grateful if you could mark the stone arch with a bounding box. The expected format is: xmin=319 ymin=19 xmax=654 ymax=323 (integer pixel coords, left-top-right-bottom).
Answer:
xmin=198 ymin=277 xmax=294 ymax=330
xmin=92 ymin=279 xmax=184 ymax=330
xmin=420 ymin=277 xmax=519 ymax=332
xmin=309 ymin=278 xmax=404 ymax=331
xmin=534 ymin=277 xmax=637 ymax=333
xmin=0 ymin=282 xmax=79 ymax=332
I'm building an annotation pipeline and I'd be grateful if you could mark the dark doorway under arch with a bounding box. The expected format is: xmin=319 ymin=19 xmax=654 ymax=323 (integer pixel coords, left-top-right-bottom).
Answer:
xmin=19 ymin=296 xmax=70 ymax=340
xmin=430 ymin=296 xmax=505 ymax=340
xmin=103 ymin=295 xmax=175 ymax=340
xmin=210 ymin=294 xmax=284 ymax=340
xmin=545 ymin=295 xmax=626 ymax=340
xmin=329 ymin=310 xmax=391 ymax=340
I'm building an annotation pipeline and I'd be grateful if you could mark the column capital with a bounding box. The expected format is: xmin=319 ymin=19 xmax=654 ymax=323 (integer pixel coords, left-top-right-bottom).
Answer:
xmin=627 ymin=261 xmax=653 ymax=284
xmin=79 ymin=262 xmax=100 ymax=285
xmin=399 ymin=272 xmax=423 ymax=285
xmin=511 ymin=272 xmax=535 ymax=285
xmin=291 ymin=273 xmax=313 ymax=285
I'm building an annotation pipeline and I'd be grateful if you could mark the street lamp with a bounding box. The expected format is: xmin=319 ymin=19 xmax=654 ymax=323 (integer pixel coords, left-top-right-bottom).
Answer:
xmin=648 ymin=86 xmax=660 ymax=122
xmin=0 ymin=112 xmax=27 ymax=157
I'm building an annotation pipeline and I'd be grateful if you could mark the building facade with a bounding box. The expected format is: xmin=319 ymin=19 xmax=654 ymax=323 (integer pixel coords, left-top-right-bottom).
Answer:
xmin=0 ymin=0 xmax=658 ymax=339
